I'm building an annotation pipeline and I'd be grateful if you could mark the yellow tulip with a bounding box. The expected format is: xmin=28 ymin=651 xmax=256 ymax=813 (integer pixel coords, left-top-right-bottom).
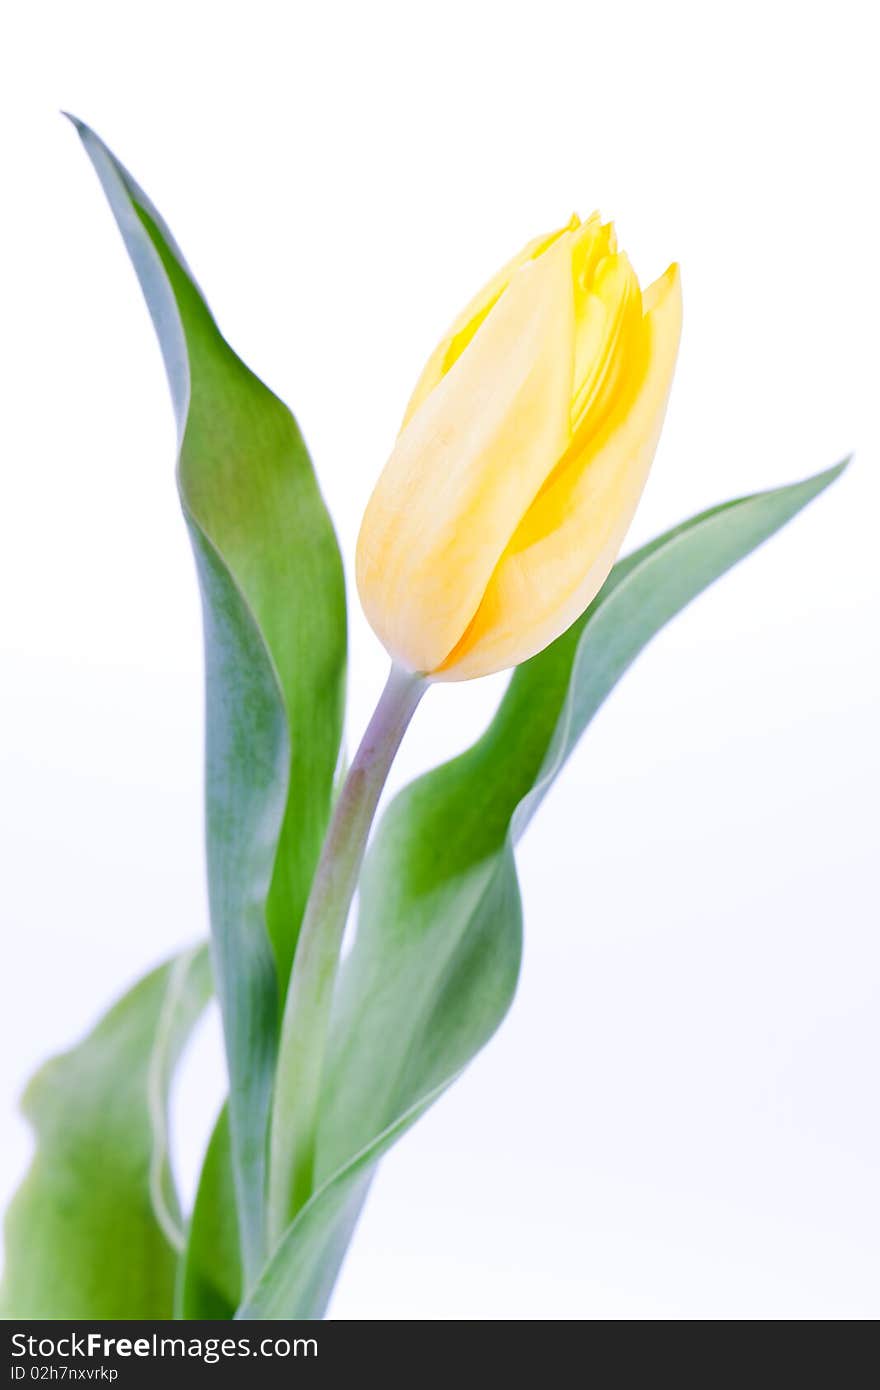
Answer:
xmin=356 ymin=214 xmax=682 ymax=681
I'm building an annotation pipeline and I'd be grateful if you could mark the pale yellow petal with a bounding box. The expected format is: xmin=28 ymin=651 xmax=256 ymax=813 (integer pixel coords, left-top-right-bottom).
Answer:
xmin=570 ymin=217 xmax=620 ymax=417
xmin=571 ymin=250 xmax=642 ymax=430
xmin=400 ymin=216 xmax=579 ymax=429
xmin=435 ymin=263 xmax=682 ymax=680
xmin=356 ymin=236 xmax=577 ymax=674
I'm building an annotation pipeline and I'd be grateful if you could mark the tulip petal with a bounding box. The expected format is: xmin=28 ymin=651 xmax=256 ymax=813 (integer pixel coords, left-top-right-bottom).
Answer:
xmin=400 ymin=218 xmax=579 ymax=429
xmin=436 ymin=263 xmax=682 ymax=680
xmin=571 ymin=248 xmax=643 ymax=432
xmin=357 ymin=236 xmax=577 ymax=674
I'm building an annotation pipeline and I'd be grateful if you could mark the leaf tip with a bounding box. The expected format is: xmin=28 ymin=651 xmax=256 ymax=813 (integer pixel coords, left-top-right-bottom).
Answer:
xmin=61 ymin=110 xmax=86 ymax=134
xmin=805 ymin=453 xmax=852 ymax=499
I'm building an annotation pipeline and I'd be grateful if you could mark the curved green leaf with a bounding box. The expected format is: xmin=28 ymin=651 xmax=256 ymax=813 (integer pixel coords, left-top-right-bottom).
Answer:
xmin=0 ymin=948 xmax=211 ymax=1319
xmin=242 ymin=460 xmax=847 ymax=1317
xmin=177 ymin=1107 xmax=241 ymax=1320
xmin=70 ymin=119 xmax=347 ymax=1281
xmin=236 ymin=1083 xmax=442 ymax=1320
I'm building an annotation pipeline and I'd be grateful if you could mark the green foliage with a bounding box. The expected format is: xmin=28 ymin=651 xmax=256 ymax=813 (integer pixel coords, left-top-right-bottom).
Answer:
xmin=69 ymin=118 xmax=347 ymax=1281
xmin=0 ymin=949 xmax=210 ymax=1319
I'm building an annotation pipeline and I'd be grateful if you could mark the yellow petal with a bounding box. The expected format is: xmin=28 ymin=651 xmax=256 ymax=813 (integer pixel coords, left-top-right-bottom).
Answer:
xmin=571 ymin=249 xmax=643 ymax=431
xmin=400 ymin=216 xmax=579 ymax=429
xmin=356 ymin=235 xmax=577 ymax=674
xmin=435 ymin=262 xmax=682 ymax=680
xmin=570 ymin=217 xmax=620 ymax=416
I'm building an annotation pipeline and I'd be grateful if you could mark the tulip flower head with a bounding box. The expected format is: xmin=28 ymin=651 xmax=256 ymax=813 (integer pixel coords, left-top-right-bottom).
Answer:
xmin=356 ymin=214 xmax=682 ymax=680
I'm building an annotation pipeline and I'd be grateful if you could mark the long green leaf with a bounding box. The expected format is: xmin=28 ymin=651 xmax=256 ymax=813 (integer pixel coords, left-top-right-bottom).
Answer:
xmin=176 ymin=1107 xmax=241 ymax=1319
xmin=0 ymin=949 xmax=211 ymax=1319
xmin=241 ymin=460 xmax=847 ymax=1317
xmin=70 ymin=119 xmax=347 ymax=1281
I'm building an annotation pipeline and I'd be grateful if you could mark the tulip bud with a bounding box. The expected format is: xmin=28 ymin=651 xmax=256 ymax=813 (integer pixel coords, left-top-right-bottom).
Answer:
xmin=356 ymin=215 xmax=682 ymax=680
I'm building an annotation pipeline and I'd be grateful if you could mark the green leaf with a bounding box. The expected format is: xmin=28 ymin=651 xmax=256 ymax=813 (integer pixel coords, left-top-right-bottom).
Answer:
xmin=0 ymin=949 xmax=211 ymax=1319
xmin=177 ymin=1107 xmax=241 ymax=1320
xmin=241 ymin=460 xmax=847 ymax=1318
xmin=237 ymin=1086 xmax=441 ymax=1319
xmin=70 ymin=118 xmax=347 ymax=1282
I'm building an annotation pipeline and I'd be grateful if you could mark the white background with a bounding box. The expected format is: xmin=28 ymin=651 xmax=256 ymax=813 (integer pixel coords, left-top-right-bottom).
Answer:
xmin=2 ymin=0 xmax=878 ymax=1319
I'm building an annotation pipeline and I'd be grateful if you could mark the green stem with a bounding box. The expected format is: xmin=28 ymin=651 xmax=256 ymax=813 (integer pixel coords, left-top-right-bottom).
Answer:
xmin=267 ymin=662 xmax=426 ymax=1244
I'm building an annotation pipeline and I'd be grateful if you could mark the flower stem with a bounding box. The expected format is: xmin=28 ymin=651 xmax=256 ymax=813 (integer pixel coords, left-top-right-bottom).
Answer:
xmin=267 ymin=662 xmax=426 ymax=1245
